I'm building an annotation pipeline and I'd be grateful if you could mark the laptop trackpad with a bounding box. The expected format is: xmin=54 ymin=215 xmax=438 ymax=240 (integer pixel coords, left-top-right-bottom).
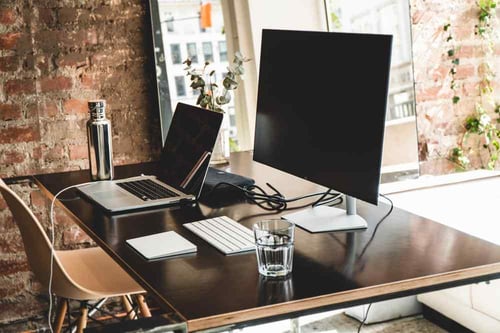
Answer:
xmin=92 ymin=190 xmax=129 ymax=200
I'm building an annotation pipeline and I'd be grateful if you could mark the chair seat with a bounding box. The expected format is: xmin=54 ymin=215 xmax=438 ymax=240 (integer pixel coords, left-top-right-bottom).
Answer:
xmin=57 ymin=247 xmax=145 ymax=300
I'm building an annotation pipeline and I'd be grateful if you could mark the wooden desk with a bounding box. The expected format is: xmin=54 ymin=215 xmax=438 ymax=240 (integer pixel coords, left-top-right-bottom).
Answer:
xmin=33 ymin=151 xmax=500 ymax=332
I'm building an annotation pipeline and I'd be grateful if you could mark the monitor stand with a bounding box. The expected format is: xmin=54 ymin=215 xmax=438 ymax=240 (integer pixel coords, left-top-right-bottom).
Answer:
xmin=282 ymin=195 xmax=367 ymax=233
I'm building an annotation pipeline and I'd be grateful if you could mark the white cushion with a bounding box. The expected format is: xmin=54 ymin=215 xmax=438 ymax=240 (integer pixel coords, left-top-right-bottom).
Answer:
xmin=471 ymin=280 xmax=500 ymax=320
xmin=418 ymin=287 xmax=500 ymax=333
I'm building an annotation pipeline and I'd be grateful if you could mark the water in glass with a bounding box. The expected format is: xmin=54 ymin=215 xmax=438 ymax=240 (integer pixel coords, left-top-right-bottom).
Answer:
xmin=254 ymin=220 xmax=294 ymax=277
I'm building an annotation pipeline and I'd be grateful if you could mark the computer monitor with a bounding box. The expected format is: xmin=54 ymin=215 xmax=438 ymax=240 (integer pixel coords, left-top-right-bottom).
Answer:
xmin=253 ymin=29 xmax=392 ymax=232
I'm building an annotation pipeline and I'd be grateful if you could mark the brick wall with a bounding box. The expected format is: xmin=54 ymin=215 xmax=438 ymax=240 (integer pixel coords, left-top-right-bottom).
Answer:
xmin=411 ymin=0 xmax=500 ymax=174
xmin=0 ymin=0 xmax=161 ymax=328
xmin=0 ymin=0 xmax=498 ymax=329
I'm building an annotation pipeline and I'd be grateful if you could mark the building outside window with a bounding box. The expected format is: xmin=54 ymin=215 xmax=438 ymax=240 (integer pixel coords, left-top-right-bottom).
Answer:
xmin=175 ymin=76 xmax=186 ymax=96
xmin=203 ymin=41 xmax=214 ymax=62
xmin=218 ymin=41 xmax=227 ymax=62
xmin=187 ymin=42 xmax=198 ymax=63
xmin=158 ymin=0 xmax=238 ymax=146
xmin=325 ymin=0 xmax=418 ymax=181
xmin=163 ymin=11 xmax=174 ymax=32
xmin=170 ymin=43 xmax=182 ymax=64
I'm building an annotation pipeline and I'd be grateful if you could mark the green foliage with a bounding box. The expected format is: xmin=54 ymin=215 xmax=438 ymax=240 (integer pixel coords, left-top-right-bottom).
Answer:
xmin=183 ymin=51 xmax=250 ymax=113
xmin=476 ymin=0 xmax=497 ymax=35
xmin=444 ymin=23 xmax=460 ymax=104
xmin=449 ymin=1 xmax=500 ymax=170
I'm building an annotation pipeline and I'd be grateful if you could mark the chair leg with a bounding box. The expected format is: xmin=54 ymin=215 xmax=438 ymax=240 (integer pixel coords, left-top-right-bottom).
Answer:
xmin=76 ymin=302 xmax=88 ymax=333
xmin=54 ymin=297 xmax=68 ymax=333
xmin=136 ymin=294 xmax=152 ymax=318
xmin=121 ymin=295 xmax=137 ymax=319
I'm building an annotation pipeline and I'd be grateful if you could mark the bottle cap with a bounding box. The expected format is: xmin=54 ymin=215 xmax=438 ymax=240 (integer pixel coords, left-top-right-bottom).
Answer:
xmin=88 ymin=100 xmax=106 ymax=120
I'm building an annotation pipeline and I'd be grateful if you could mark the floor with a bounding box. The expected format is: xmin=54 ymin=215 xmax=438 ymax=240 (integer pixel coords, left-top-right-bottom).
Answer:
xmin=231 ymin=310 xmax=445 ymax=333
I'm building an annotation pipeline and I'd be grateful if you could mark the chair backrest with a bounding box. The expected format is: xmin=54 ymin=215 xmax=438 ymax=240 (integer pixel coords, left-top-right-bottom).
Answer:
xmin=0 ymin=179 xmax=81 ymax=297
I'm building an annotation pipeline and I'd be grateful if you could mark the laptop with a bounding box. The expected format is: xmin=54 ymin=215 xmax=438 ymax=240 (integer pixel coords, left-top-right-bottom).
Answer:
xmin=77 ymin=103 xmax=223 ymax=212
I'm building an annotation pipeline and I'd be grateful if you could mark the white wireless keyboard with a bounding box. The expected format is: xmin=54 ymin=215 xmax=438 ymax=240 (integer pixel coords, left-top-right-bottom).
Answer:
xmin=184 ymin=216 xmax=255 ymax=255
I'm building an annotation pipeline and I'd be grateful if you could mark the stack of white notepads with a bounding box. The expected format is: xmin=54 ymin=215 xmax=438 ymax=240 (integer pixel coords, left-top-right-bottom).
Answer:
xmin=126 ymin=231 xmax=197 ymax=260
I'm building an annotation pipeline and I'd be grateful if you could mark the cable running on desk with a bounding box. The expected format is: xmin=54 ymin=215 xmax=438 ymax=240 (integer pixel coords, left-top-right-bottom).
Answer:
xmin=206 ymin=182 xmax=343 ymax=211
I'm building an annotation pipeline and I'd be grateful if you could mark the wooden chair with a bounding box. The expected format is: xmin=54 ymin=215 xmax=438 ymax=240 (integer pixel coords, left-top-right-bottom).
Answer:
xmin=0 ymin=179 xmax=151 ymax=332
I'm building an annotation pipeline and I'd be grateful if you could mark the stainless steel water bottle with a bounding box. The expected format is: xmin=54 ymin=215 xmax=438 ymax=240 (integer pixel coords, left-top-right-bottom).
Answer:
xmin=86 ymin=100 xmax=114 ymax=180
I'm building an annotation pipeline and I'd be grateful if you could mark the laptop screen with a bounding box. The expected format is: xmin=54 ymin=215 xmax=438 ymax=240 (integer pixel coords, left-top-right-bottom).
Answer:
xmin=158 ymin=103 xmax=223 ymax=195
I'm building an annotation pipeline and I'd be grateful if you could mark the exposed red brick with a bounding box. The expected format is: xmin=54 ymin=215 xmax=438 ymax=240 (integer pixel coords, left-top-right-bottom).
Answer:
xmin=38 ymin=8 xmax=55 ymax=27
xmin=0 ymin=198 xmax=7 ymax=210
xmin=32 ymin=146 xmax=42 ymax=160
xmin=0 ymin=215 xmax=16 ymax=233
xmin=455 ymin=64 xmax=475 ymax=79
xmin=58 ymin=7 xmax=77 ymax=25
xmin=0 ymin=8 xmax=16 ymax=25
xmin=69 ymin=144 xmax=88 ymax=160
xmin=63 ymin=227 xmax=92 ymax=246
xmin=39 ymin=101 xmax=59 ymax=117
xmin=0 ymin=32 xmax=20 ymax=50
xmin=0 ymin=126 xmax=40 ymax=144
xmin=43 ymin=144 xmax=64 ymax=161
xmin=58 ymin=29 xmax=98 ymax=48
xmin=57 ymin=53 xmax=88 ymax=68
xmin=4 ymin=79 xmax=36 ymax=95
xmin=455 ymin=25 xmax=474 ymax=39
xmin=430 ymin=65 xmax=449 ymax=82
xmin=30 ymin=190 xmax=47 ymax=208
xmin=81 ymin=73 xmax=96 ymax=89
xmin=0 ymin=257 xmax=29 ymax=275
xmin=456 ymin=45 xmax=475 ymax=58
xmin=40 ymin=76 xmax=72 ymax=92
xmin=63 ymin=98 xmax=87 ymax=115
xmin=415 ymin=85 xmax=452 ymax=103
xmin=24 ymin=104 xmax=37 ymax=122
xmin=54 ymin=208 xmax=77 ymax=228
xmin=0 ymin=103 xmax=22 ymax=121
xmin=0 ymin=279 xmax=26 ymax=299
xmin=0 ymin=296 xmax=46 ymax=325
xmin=0 ymin=232 xmax=24 ymax=254
xmin=92 ymin=50 xmax=127 ymax=67
xmin=0 ymin=55 xmax=19 ymax=72
xmin=0 ymin=150 xmax=25 ymax=164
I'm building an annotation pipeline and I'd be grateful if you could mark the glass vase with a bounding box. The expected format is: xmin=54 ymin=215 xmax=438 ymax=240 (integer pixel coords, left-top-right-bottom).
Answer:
xmin=210 ymin=127 xmax=230 ymax=165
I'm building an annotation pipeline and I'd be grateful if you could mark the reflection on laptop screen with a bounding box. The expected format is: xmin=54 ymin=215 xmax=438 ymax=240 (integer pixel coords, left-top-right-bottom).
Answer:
xmin=158 ymin=103 xmax=223 ymax=195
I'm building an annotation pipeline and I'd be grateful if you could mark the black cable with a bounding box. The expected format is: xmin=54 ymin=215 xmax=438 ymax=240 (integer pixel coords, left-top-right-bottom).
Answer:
xmin=357 ymin=303 xmax=372 ymax=333
xmin=205 ymin=182 xmax=342 ymax=212
xmin=358 ymin=193 xmax=394 ymax=258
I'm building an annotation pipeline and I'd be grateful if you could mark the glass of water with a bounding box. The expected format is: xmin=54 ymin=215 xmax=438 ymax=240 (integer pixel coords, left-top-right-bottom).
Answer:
xmin=253 ymin=219 xmax=295 ymax=277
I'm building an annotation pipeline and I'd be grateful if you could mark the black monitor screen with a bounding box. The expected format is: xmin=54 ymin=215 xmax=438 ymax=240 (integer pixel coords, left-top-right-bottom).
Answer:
xmin=253 ymin=29 xmax=392 ymax=205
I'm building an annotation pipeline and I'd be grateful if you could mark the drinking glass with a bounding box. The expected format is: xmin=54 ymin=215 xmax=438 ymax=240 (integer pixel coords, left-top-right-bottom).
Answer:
xmin=253 ymin=219 xmax=295 ymax=277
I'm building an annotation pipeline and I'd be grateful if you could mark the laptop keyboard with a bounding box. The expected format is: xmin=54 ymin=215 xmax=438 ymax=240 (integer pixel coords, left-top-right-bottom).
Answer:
xmin=184 ymin=216 xmax=255 ymax=255
xmin=117 ymin=179 xmax=178 ymax=201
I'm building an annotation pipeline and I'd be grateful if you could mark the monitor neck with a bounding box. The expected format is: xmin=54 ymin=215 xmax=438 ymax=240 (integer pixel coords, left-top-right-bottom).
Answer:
xmin=346 ymin=195 xmax=357 ymax=216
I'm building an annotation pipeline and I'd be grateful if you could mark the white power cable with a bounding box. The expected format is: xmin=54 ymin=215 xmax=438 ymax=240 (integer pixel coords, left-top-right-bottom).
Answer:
xmin=47 ymin=181 xmax=96 ymax=332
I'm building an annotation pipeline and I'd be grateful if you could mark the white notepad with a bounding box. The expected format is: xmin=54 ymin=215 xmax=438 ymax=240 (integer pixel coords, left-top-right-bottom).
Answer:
xmin=126 ymin=231 xmax=197 ymax=260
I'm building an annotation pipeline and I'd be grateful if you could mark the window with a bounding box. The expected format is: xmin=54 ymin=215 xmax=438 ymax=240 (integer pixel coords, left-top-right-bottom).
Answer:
xmin=187 ymin=43 xmax=198 ymax=63
xmin=218 ymin=41 xmax=227 ymax=62
xmin=325 ymin=0 xmax=418 ymax=181
xmin=164 ymin=12 xmax=174 ymax=32
xmin=170 ymin=44 xmax=182 ymax=64
xmin=155 ymin=0 xmax=253 ymax=150
xmin=175 ymin=76 xmax=186 ymax=97
xmin=203 ymin=42 xmax=214 ymax=62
